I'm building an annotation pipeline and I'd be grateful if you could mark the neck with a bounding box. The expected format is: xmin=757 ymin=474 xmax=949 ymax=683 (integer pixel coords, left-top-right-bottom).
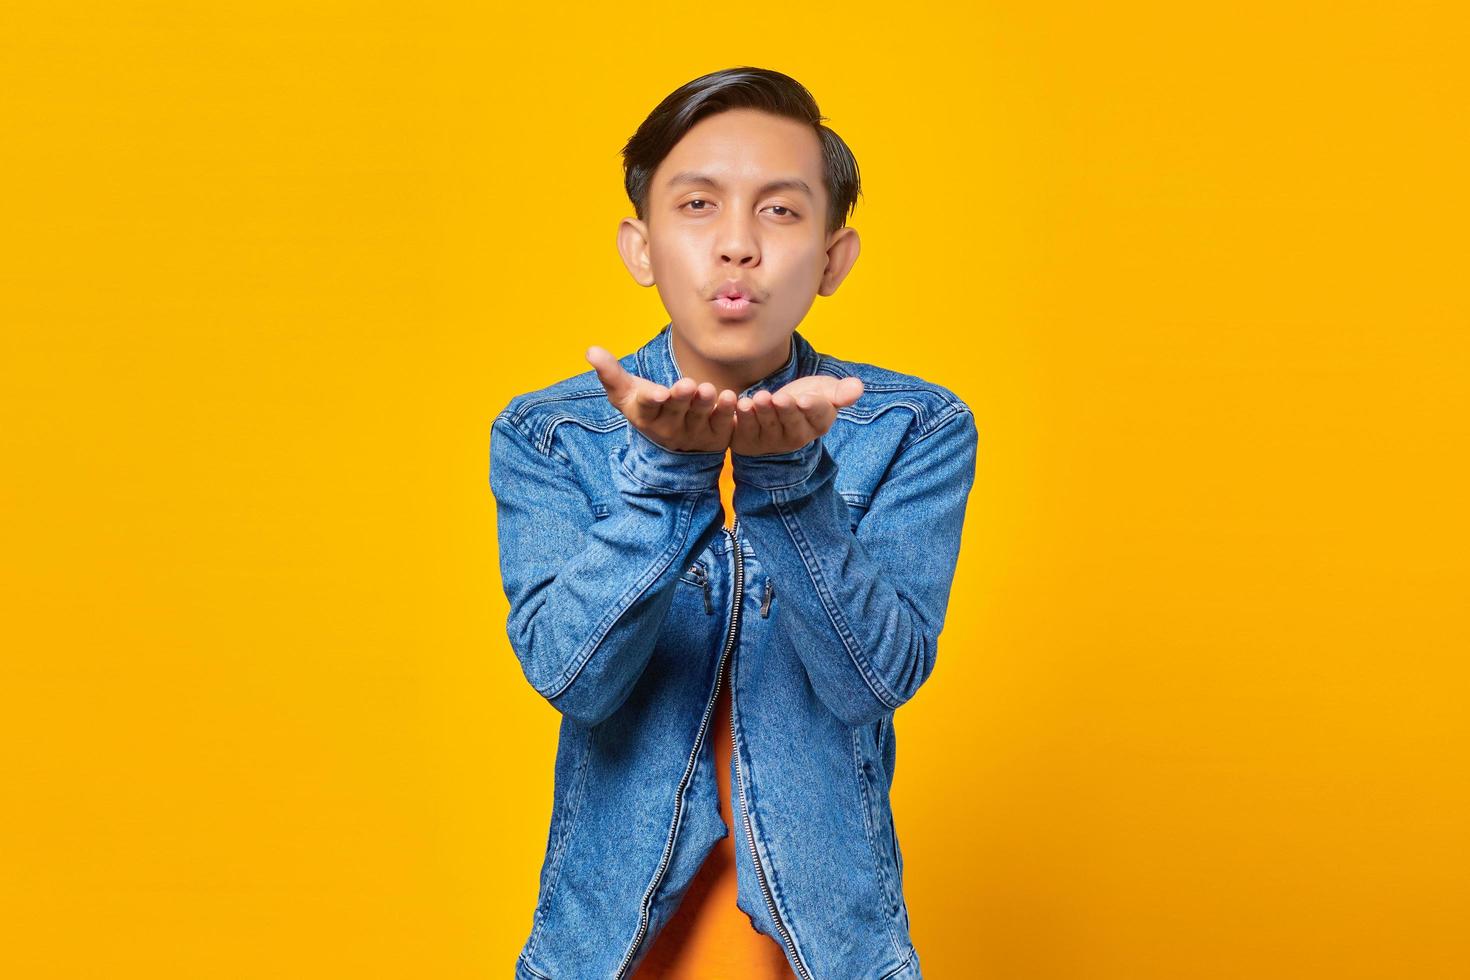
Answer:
xmin=669 ymin=328 xmax=792 ymax=396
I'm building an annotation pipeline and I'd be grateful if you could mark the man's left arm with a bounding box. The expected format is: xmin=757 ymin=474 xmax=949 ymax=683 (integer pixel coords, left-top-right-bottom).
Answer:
xmin=731 ymin=405 xmax=979 ymax=729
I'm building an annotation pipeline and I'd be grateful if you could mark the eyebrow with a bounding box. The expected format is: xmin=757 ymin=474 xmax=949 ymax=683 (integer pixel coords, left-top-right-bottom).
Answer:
xmin=664 ymin=170 xmax=814 ymax=200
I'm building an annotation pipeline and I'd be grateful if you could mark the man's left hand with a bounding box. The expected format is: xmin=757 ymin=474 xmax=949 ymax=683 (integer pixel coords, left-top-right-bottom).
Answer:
xmin=730 ymin=375 xmax=864 ymax=457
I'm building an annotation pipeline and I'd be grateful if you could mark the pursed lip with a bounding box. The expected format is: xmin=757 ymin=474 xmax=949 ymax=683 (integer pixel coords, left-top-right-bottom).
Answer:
xmin=713 ymin=280 xmax=758 ymax=302
xmin=710 ymin=292 xmax=757 ymax=319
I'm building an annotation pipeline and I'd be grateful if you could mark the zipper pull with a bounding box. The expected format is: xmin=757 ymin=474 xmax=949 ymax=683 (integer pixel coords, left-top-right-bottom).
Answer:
xmin=688 ymin=564 xmax=714 ymax=615
xmin=760 ymin=578 xmax=774 ymax=618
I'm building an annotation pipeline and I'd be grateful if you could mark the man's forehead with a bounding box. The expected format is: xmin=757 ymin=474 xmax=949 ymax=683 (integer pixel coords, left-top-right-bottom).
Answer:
xmin=655 ymin=112 xmax=824 ymax=197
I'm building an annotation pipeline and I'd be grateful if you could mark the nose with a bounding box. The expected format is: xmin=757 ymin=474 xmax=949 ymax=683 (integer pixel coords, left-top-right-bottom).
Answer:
xmin=717 ymin=211 xmax=759 ymax=267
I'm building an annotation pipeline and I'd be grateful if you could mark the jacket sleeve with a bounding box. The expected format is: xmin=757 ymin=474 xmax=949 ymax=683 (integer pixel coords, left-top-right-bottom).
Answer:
xmin=730 ymin=405 xmax=979 ymax=728
xmin=489 ymin=411 xmax=727 ymax=729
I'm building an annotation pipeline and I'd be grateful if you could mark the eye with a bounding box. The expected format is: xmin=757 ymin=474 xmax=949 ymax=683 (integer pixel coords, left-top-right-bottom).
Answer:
xmin=678 ymin=199 xmax=800 ymax=218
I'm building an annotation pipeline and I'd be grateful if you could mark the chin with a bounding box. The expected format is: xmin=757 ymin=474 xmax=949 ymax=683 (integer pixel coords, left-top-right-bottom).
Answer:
xmin=699 ymin=327 xmax=768 ymax=355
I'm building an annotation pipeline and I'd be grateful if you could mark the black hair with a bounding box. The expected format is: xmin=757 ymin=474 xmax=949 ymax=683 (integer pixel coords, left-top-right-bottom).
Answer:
xmin=620 ymin=66 xmax=862 ymax=237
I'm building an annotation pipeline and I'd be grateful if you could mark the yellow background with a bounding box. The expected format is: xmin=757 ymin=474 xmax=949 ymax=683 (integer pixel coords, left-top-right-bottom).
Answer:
xmin=2 ymin=2 xmax=1466 ymax=977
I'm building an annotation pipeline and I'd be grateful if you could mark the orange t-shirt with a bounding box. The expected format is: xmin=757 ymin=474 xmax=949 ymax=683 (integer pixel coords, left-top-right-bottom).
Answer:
xmin=634 ymin=454 xmax=793 ymax=979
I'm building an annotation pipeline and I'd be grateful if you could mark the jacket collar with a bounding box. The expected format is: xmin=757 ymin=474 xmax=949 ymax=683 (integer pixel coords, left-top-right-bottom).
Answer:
xmin=638 ymin=320 xmax=818 ymax=397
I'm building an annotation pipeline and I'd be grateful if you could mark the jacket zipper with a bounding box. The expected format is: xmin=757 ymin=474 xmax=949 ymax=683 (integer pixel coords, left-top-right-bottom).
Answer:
xmin=609 ymin=528 xmax=744 ymax=980
xmin=611 ymin=517 xmax=811 ymax=980
xmin=727 ymin=517 xmax=813 ymax=980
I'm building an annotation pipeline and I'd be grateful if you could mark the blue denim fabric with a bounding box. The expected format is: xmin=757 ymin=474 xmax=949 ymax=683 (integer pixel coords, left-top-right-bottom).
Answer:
xmin=490 ymin=322 xmax=978 ymax=979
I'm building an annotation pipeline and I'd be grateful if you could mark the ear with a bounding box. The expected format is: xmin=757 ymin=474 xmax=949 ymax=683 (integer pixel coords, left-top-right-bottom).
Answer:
xmin=616 ymin=217 xmax=656 ymax=287
xmin=817 ymin=225 xmax=860 ymax=297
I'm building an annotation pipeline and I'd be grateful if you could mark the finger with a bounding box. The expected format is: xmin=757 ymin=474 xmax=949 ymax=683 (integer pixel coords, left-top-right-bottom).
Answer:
xmin=770 ymin=390 xmax=815 ymax=444
xmin=591 ymin=346 xmax=667 ymax=424
xmin=793 ymin=391 xmax=836 ymax=434
xmin=735 ymin=394 xmax=757 ymax=440
xmin=665 ymin=377 xmax=699 ymax=406
xmin=708 ymin=389 xmax=738 ymax=442
xmin=751 ymin=390 xmax=782 ymax=443
xmin=830 ymin=375 xmax=864 ymax=408
xmin=684 ymin=381 xmax=719 ymax=432
xmin=625 ymin=379 xmax=670 ymax=426
xmin=586 ymin=346 xmax=629 ymax=402
xmin=658 ymin=377 xmax=697 ymax=424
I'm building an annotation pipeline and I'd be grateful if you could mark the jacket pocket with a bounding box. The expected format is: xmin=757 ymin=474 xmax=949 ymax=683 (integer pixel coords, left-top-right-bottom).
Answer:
xmin=678 ymin=557 xmax=707 ymax=586
xmin=679 ymin=558 xmax=714 ymax=614
xmin=840 ymin=491 xmax=871 ymax=533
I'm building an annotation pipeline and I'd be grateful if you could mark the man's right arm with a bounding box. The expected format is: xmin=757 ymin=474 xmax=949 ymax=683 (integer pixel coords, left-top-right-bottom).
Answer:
xmin=489 ymin=410 xmax=725 ymax=729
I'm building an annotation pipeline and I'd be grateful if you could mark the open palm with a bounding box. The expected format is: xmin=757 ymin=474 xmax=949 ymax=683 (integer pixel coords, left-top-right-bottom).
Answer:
xmin=585 ymin=345 xmax=737 ymax=453
xmin=731 ymin=374 xmax=864 ymax=457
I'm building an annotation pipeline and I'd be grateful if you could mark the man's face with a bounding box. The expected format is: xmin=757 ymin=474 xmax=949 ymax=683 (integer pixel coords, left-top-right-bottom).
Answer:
xmin=626 ymin=108 xmax=849 ymax=370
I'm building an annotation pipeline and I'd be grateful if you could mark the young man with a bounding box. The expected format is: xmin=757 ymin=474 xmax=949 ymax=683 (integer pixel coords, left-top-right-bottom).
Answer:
xmin=490 ymin=67 xmax=978 ymax=980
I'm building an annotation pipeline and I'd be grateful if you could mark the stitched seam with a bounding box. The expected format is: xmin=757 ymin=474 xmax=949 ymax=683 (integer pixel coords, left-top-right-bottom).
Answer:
xmin=541 ymin=493 xmax=698 ymax=698
xmin=773 ymin=496 xmax=901 ymax=711
xmin=836 ymin=399 xmax=930 ymax=428
xmin=544 ymin=412 xmax=625 ymax=448
xmin=494 ymin=414 xmax=593 ymax=500
xmin=737 ymin=749 xmax=814 ymax=976
xmin=907 ymin=404 xmax=971 ymax=448
xmin=506 ymin=386 xmax=611 ymax=425
xmin=493 ymin=412 xmax=539 ymax=453
xmin=856 ymin=737 xmax=903 ymax=919
xmin=853 ymin=729 xmax=912 ymax=968
xmin=734 ymin=445 xmax=823 ymax=492
xmin=515 ymin=953 xmax=553 ymax=980
xmin=877 ymin=948 xmax=917 ymax=980
xmin=618 ymin=443 xmax=724 ymax=494
xmin=523 ymin=726 xmax=591 ymax=964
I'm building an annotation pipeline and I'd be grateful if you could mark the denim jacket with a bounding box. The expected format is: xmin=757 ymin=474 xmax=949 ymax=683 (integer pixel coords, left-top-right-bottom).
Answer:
xmin=489 ymin=322 xmax=978 ymax=979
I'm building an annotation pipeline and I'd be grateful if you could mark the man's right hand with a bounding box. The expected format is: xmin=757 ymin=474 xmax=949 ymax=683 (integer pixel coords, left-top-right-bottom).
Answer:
xmin=586 ymin=346 xmax=737 ymax=453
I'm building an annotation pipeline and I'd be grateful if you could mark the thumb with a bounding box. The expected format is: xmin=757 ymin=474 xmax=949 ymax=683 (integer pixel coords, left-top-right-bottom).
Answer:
xmin=586 ymin=346 xmax=629 ymax=400
xmin=830 ymin=375 xmax=864 ymax=408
